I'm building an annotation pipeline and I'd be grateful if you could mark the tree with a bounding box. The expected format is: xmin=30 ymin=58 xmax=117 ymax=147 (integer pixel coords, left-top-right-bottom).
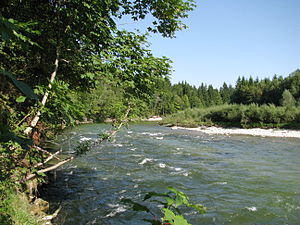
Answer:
xmin=181 ymin=94 xmax=191 ymax=109
xmin=283 ymin=69 xmax=300 ymax=100
xmin=207 ymin=85 xmax=222 ymax=106
xmin=0 ymin=0 xmax=197 ymax=198
xmin=281 ymin=89 xmax=296 ymax=107
xmin=219 ymin=82 xmax=234 ymax=104
xmin=0 ymin=0 xmax=196 ymax=133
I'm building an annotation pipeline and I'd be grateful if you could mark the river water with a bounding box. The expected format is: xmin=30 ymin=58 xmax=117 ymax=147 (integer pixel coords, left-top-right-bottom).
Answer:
xmin=44 ymin=123 xmax=300 ymax=225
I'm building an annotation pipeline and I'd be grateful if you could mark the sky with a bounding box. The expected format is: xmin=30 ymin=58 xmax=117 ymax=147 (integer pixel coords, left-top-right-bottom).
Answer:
xmin=120 ymin=0 xmax=300 ymax=88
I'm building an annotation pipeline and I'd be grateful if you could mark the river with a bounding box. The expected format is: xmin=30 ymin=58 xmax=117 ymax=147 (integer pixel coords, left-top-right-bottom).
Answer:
xmin=44 ymin=123 xmax=300 ymax=225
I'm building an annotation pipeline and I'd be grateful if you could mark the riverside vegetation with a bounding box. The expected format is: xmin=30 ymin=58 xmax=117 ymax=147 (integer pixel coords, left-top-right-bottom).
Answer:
xmin=160 ymin=70 xmax=300 ymax=128
xmin=1 ymin=0 xmax=300 ymax=224
xmin=162 ymin=104 xmax=300 ymax=129
xmin=0 ymin=0 xmax=197 ymax=224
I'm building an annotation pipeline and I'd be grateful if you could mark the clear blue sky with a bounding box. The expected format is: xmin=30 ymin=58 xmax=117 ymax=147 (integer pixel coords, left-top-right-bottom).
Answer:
xmin=119 ymin=0 xmax=300 ymax=88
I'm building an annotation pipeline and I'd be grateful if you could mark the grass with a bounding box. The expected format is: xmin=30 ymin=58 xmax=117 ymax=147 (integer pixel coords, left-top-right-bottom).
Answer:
xmin=0 ymin=188 xmax=39 ymax=225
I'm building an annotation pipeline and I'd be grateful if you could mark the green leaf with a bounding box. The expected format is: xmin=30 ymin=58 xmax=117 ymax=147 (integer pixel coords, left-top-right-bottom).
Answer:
xmin=172 ymin=215 xmax=191 ymax=225
xmin=0 ymin=16 xmax=16 ymax=40
xmin=186 ymin=203 xmax=206 ymax=214
xmin=165 ymin=197 xmax=175 ymax=206
xmin=162 ymin=208 xmax=191 ymax=225
xmin=37 ymin=172 xmax=46 ymax=177
xmin=168 ymin=187 xmax=189 ymax=206
xmin=1 ymin=16 xmax=41 ymax=46
xmin=162 ymin=208 xmax=176 ymax=221
xmin=16 ymin=96 xmax=27 ymax=103
xmin=1 ymin=70 xmax=38 ymax=100
xmin=174 ymin=195 xmax=184 ymax=208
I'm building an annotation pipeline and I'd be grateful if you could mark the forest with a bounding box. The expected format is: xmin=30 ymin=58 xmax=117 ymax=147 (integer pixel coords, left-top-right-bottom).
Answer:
xmin=158 ymin=70 xmax=300 ymax=128
xmin=51 ymin=69 xmax=300 ymax=124
xmin=1 ymin=0 xmax=299 ymax=224
xmin=150 ymin=69 xmax=300 ymax=115
xmin=72 ymin=68 xmax=300 ymax=128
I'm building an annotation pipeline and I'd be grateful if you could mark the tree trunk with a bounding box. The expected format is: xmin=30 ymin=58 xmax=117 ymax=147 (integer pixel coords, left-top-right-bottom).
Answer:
xmin=24 ymin=52 xmax=59 ymax=135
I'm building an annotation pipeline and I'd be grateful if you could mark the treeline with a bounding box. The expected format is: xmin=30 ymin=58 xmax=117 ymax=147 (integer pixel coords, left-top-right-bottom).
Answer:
xmin=72 ymin=69 xmax=300 ymax=122
xmin=149 ymin=69 xmax=300 ymax=116
xmin=71 ymin=77 xmax=229 ymax=121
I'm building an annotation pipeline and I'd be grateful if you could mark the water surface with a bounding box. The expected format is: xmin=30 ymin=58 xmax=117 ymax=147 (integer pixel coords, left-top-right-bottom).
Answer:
xmin=44 ymin=124 xmax=300 ymax=225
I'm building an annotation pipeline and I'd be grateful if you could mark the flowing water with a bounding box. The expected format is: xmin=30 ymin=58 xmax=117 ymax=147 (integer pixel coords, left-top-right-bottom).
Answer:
xmin=44 ymin=123 xmax=300 ymax=225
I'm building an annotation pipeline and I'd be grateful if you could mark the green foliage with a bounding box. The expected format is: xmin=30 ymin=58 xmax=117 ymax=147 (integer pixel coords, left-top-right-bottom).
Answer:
xmin=283 ymin=70 xmax=300 ymax=100
xmin=74 ymin=130 xmax=122 ymax=156
xmin=0 ymin=139 xmax=44 ymax=186
xmin=121 ymin=187 xmax=205 ymax=225
xmin=1 ymin=1 xmax=299 ymax=223
xmin=162 ymin=208 xmax=190 ymax=225
xmin=74 ymin=141 xmax=92 ymax=156
xmin=39 ymin=81 xmax=84 ymax=127
xmin=99 ymin=132 xmax=111 ymax=140
xmin=0 ymin=15 xmax=40 ymax=46
xmin=0 ymin=70 xmax=38 ymax=100
xmin=1 ymin=0 xmax=194 ymax=132
xmin=121 ymin=0 xmax=196 ymax=38
xmin=0 ymin=188 xmax=39 ymax=225
xmin=281 ymin=89 xmax=296 ymax=107
xmin=149 ymin=80 xmax=231 ymax=116
xmin=0 ymin=2 xmax=196 ymax=224
xmin=229 ymin=73 xmax=300 ymax=106
xmin=15 ymin=96 xmax=27 ymax=103
xmin=162 ymin=104 xmax=300 ymax=129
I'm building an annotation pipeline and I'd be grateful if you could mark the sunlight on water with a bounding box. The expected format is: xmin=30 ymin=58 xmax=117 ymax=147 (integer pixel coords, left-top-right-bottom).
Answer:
xmin=44 ymin=124 xmax=300 ymax=225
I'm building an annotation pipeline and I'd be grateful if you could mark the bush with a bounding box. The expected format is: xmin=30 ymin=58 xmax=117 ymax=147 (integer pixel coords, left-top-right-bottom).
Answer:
xmin=162 ymin=104 xmax=300 ymax=129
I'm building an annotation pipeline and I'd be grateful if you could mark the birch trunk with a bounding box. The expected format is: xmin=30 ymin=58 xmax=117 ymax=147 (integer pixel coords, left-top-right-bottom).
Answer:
xmin=24 ymin=53 xmax=59 ymax=135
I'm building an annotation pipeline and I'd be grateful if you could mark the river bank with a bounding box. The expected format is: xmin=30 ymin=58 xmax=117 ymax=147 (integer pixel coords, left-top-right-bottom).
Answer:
xmin=171 ymin=126 xmax=300 ymax=138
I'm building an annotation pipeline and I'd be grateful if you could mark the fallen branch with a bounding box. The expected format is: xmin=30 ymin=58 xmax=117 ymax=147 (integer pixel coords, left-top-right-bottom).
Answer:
xmin=33 ymin=145 xmax=61 ymax=161
xmin=34 ymin=149 xmax=62 ymax=168
xmin=16 ymin=108 xmax=35 ymax=127
xmin=27 ymin=106 xmax=130 ymax=180
xmin=26 ymin=156 xmax=73 ymax=180
xmin=24 ymin=50 xmax=59 ymax=135
xmin=41 ymin=205 xmax=61 ymax=222
xmin=109 ymin=107 xmax=131 ymax=138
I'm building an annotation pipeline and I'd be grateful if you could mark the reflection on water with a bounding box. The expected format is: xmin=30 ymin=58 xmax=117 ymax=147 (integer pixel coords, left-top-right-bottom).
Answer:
xmin=43 ymin=124 xmax=300 ymax=225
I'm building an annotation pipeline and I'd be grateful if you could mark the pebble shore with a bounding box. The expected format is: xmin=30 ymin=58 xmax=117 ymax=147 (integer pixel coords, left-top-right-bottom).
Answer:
xmin=171 ymin=126 xmax=300 ymax=138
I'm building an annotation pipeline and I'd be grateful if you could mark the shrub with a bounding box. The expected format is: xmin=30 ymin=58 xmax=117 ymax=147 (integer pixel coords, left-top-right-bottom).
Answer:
xmin=162 ymin=104 xmax=300 ymax=129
